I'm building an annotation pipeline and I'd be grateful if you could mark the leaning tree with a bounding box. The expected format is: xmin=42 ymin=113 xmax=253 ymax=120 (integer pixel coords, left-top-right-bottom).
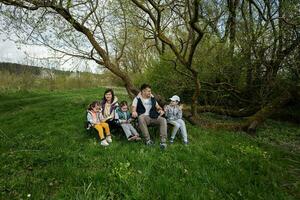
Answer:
xmin=0 ymin=0 xmax=141 ymax=98
xmin=0 ymin=0 xmax=208 ymax=119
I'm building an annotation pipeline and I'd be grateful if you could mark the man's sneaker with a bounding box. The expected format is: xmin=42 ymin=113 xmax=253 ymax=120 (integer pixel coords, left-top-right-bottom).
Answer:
xmin=170 ymin=138 xmax=174 ymax=144
xmin=183 ymin=141 xmax=189 ymax=145
xmin=100 ymin=139 xmax=109 ymax=146
xmin=145 ymin=140 xmax=154 ymax=146
xmin=106 ymin=136 xmax=112 ymax=143
xmin=160 ymin=142 xmax=167 ymax=150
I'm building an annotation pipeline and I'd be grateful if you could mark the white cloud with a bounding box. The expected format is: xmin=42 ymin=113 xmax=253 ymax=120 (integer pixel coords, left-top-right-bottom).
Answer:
xmin=0 ymin=35 xmax=25 ymax=62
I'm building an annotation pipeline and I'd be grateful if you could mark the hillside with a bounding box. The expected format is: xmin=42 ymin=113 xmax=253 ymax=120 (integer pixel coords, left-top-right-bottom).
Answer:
xmin=0 ymin=62 xmax=74 ymax=75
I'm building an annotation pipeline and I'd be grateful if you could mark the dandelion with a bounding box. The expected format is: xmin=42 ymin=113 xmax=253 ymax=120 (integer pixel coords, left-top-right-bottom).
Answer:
xmin=226 ymin=159 xmax=231 ymax=165
xmin=238 ymin=191 xmax=242 ymax=196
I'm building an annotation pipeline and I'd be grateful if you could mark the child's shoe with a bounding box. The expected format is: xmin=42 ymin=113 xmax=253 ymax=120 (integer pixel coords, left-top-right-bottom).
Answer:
xmin=100 ymin=139 xmax=109 ymax=146
xmin=135 ymin=136 xmax=142 ymax=141
xmin=106 ymin=135 xmax=112 ymax=143
xmin=160 ymin=142 xmax=167 ymax=150
xmin=128 ymin=135 xmax=137 ymax=141
xmin=170 ymin=138 xmax=174 ymax=144
xmin=183 ymin=140 xmax=189 ymax=145
xmin=145 ymin=139 xmax=154 ymax=146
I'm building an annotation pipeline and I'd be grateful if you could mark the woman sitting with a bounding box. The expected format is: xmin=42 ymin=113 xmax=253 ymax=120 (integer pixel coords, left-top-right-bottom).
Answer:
xmin=100 ymin=88 xmax=119 ymax=128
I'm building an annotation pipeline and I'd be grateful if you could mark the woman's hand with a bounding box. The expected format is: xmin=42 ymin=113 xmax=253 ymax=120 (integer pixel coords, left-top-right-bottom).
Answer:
xmin=132 ymin=111 xmax=138 ymax=118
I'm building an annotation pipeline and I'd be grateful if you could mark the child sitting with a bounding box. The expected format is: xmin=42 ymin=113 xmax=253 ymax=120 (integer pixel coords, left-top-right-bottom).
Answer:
xmin=115 ymin=101 xmax=141 ymax=141
xmin=87 ymin=101 xmax=112 ymax=146
xmin=164 ymin=95 xmax=188 ymax=145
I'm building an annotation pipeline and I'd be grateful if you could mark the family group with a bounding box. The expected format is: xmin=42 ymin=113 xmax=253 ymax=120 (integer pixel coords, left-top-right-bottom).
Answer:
xmin=86 ymin=84 xmax=188 ymax=149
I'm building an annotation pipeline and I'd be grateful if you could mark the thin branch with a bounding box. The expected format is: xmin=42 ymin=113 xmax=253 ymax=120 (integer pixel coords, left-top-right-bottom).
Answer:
xmin=163 ymin=58 xmax=192 ymax=78
xmin=131 ymin=0 xmax=158 ymax=26
xmin=81 ymin=0 xmax=98 ymax=26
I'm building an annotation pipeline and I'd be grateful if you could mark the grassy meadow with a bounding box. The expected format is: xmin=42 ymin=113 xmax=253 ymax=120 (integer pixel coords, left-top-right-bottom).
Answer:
xmin=0 ymin=88 xmax=299 ymax=199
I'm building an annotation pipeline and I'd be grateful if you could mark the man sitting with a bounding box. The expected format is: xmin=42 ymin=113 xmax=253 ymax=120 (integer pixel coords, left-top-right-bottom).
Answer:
xmin=131 ymin=84 xmax=167 ymax=149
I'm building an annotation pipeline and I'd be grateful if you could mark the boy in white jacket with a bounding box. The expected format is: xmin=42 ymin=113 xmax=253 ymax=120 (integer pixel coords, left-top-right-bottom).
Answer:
xmin=164 ymin=95 xmax=188 ymax=144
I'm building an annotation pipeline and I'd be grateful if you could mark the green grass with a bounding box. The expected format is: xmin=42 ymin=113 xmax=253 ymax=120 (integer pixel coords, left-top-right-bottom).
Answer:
xmin=0 ymin=88 xmax=299 ymax=199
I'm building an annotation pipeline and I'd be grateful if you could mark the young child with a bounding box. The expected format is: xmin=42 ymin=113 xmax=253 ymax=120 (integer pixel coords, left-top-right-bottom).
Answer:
xmin=87 ymin=101 xmax=112 ymax=146
xmin=164 ymin=95 xmax=188 ymax=144
xmin=115 ymin=101 xmax=141 ymax=141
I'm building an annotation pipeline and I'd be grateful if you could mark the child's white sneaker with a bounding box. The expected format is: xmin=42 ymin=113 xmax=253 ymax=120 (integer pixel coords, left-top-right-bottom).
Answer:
xmin=170 ymin=138 xmax=174 ymax=144
xmin=106 ymin=136 xmax=112 ymax=143
xmin=100 ymin=139 xmax=109 ymax=146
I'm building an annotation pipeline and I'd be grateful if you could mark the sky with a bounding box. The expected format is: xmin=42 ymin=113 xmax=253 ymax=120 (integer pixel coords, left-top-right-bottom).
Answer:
xmin=0 ymin=34 xmax=47 ymax=63
xmin=0 ymin=33 xmax=101 ymax=73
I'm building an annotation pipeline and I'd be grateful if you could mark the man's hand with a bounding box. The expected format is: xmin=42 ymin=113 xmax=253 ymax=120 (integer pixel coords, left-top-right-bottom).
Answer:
xmin=132 ymin=111 xmax=138 ymax=118
xmin=158 ymin=110 xmax=164 ymax=116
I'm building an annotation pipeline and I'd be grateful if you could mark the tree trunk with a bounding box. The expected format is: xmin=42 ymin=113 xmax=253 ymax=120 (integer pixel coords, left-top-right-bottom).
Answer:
xmin=242 ymin=90 xmax=292 ymax=134
xmin=226 ymin=0 xmax=239 ymax=56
